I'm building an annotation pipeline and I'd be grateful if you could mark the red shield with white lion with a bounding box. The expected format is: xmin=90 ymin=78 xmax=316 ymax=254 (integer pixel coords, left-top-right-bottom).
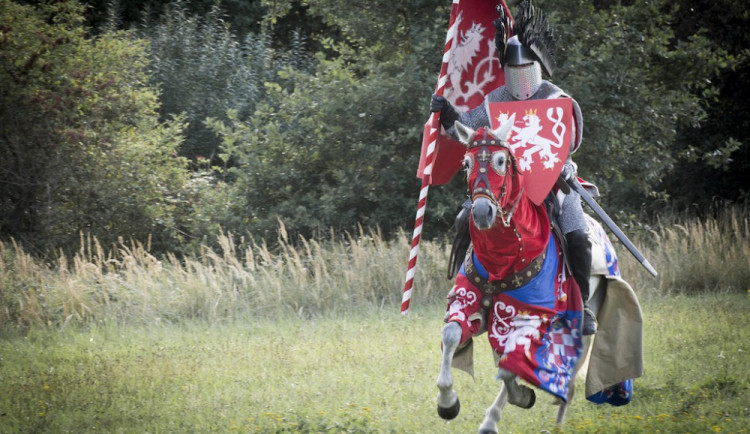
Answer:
xmin=488 ymin=98 xmax=573 ymax=205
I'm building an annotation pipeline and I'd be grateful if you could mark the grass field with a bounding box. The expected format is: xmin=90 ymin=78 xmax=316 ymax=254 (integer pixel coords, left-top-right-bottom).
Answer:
xmin=1 ymin=293 xmax=747 ymax=433
xmin=1 ymin=208 xmax=748 ymax=432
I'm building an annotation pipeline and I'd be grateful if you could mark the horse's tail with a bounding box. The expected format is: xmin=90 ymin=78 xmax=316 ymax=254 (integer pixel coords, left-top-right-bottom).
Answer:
xmin=448 ymin=199 xmax=472 ymax=279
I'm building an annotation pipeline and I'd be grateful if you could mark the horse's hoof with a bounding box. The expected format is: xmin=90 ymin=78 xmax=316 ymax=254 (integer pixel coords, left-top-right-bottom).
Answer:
xmin=478 ymin=429 xmax=498 ymax=434
xmin=521 ymin=388 xmax=536 ymax=409
xmin=437 ymin=397 xmax=460 ymax=420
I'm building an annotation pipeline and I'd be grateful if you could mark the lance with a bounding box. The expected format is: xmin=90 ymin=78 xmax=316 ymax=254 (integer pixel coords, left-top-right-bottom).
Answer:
xmin=565 ymin=177 xmax=658 ymax=277
xmin=400 ymin=1 xmax=462 ymax=315
xmin=401 ymin=0 xmax=512 ymax=315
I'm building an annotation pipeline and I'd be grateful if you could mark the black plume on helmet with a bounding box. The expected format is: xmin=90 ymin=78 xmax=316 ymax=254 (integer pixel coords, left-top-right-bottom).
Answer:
xmin=494 ymin=0 xmax=557 ymax=77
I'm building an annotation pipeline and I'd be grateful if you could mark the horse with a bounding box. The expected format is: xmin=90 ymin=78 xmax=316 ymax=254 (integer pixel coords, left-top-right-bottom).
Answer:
xmin=436 ymin=116 xmax=612 ymax=433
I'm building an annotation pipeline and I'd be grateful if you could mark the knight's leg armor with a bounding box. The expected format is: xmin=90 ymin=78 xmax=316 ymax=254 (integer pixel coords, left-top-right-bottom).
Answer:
xmin=565 ymin=228 xmax=596 ymax=335
xmin=447 ymin=199 xmax=473 ymax=280
xmin=558 ymin=176 xmax=597 ymax=336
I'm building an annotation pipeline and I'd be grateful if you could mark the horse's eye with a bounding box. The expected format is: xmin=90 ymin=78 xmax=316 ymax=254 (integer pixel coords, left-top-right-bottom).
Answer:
xmin=491 ymin=151 xmax=508 ymax=175
xmin=463 ymin=154 xmax=474 ymax=176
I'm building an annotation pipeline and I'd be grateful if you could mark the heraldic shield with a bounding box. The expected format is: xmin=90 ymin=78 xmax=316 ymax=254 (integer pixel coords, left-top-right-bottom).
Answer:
xmin=488 ymin=98 xmax=573 ymax=205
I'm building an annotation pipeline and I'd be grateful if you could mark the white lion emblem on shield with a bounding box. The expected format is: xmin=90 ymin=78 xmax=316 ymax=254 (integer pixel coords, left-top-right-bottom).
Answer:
xmin=498 ymin=107 xmax=567 ymax=172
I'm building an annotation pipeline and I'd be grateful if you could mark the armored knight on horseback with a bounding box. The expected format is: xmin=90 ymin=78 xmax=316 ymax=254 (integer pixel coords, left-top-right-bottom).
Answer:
xmin=419 ymin=2 xmax=649 ymax=431
xmin=431 ymin=0 xmax=598 ymax=335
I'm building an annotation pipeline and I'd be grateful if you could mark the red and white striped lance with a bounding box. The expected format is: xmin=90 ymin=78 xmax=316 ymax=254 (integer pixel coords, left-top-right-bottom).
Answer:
xmin=401 ymin=0 xmax=461 ymax=315
xmin=402 ymin=0 xmax=510 ymax=315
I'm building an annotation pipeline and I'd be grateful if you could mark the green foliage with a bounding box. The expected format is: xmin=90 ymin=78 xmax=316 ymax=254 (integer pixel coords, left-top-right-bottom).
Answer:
xmin=208 ymin=0 xmax=742 ymax=239
xmin=206 ymin=62 xmax=434 ymax=238
xmin=1 ymin=0 xmax=746 ymax=252
xmin=141 ymin=1 xmax=311 ymax=161
xmin=202 ymin=0 xmax=460 ymax=239
xmin=84 ymin=0 xmax=266 ymax=37
xmin=542 ymin=0 xmax=734 ymax=211
xmin=658 ymin=0 xmax=750 ymax=210
xmin=0 ymin=0 xmax=190 ymax=252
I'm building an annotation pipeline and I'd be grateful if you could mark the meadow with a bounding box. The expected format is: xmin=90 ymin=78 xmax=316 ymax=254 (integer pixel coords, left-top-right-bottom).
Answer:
xmin=1 ymin=207 xmax=748 ymax=432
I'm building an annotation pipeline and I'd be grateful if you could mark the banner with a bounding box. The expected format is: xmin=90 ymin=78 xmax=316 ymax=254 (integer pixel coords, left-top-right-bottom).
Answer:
xmin=416 ymin=0 xmax=511 ymax=185
xmin=403 ymin=0 xmax=512 ymax=314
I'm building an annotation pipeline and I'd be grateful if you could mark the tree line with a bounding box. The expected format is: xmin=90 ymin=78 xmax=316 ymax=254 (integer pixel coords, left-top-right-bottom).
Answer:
xmin=1 ymin=0 xmax=746 ymax=256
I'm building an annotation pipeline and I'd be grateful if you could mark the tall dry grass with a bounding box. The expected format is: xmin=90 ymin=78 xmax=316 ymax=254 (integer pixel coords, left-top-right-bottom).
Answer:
xmin=616 ymin=206 xmax=750 ymax=297
xmin=1 ymin=207 xmax=748 ymax=330
xmin=0 ymin=223 xmax=450 ymax=330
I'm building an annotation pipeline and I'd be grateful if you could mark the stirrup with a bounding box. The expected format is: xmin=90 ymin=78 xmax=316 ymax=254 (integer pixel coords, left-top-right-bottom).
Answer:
xmin=583 ymin=306 xmax=597 ymax=335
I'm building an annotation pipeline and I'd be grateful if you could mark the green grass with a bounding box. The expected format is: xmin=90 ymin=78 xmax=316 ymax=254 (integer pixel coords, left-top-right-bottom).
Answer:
xmin=1 ymin=293 xmax=747 ymax=433
xmin=1 ymin=207 xmax=748 ymax=432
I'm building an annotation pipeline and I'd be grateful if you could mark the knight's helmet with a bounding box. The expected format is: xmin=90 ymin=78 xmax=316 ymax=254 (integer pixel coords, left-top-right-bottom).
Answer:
xmin=495 ymin=0 xmax=557 ymax=100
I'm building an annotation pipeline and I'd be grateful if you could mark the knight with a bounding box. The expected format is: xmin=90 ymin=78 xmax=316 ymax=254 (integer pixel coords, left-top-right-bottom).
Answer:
xmin=431 ymin=0 xmax=597 ymax=335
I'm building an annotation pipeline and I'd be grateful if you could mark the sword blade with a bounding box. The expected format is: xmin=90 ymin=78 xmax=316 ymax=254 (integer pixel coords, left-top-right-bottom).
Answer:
xmin=566 ymin=178 xmax=658 ymax=277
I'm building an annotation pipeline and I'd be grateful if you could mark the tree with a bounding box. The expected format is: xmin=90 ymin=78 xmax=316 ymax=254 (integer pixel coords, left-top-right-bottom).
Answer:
xmin=0 ymin=0 xmax=190 ymax=253
xmin=201 ymin=0 xmax=459 ymax=239
xmin=541 ymin=0 xmax=734 ymax=216
xmin=658 ymin=0 xmax=750 ymax=211
xmin=141 ymin=1 xmax=319 ymax=164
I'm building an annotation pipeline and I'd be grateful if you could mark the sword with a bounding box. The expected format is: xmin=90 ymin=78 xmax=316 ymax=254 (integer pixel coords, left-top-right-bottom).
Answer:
xmin=564 ymin=177 xmax=658 ymax=277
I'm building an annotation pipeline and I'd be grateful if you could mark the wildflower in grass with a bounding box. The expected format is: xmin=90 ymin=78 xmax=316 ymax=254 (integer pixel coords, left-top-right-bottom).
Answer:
xmin=37 ymin=400 xmax=46 ymax=417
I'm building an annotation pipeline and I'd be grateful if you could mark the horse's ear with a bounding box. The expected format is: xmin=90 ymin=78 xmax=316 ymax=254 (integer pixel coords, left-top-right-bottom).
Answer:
xmin=489 ymin=113 xmax=516 ymax=142
xmin=454 ymin=121 xmax=477 ymax=146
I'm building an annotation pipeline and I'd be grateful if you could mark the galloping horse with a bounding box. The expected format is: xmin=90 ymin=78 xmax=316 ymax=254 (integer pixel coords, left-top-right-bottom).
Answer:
xmin=436 ymin=116 xmax=608 ymax=433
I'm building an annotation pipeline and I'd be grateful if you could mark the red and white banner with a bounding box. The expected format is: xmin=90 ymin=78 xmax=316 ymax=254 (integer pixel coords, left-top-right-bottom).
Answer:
xmin=402 ymin=0 xmax=512 ymax=314
xmin=488 ymin=98 xmax=573 ymax=205
xmin=416 ymin=0 xmax=511 ymax=185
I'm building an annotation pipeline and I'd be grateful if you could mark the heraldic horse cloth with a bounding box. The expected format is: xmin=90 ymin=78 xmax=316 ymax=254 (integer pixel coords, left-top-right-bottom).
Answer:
xmin=435 ymin=116 xmax=643 ymax=433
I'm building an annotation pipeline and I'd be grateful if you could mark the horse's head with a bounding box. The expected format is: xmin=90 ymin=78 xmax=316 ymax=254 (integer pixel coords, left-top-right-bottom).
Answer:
xmin=456 ymin=115 xmax=522 ymax=230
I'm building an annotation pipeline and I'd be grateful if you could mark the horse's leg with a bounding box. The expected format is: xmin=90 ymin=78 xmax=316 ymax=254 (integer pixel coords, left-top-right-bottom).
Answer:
xmin=556 ymin=373 xmax=577 ymax=424
xmin=478 ymin=385 xmax=508 ymax=434
xmin=437 ymin=321 xmax=462 ymax=419
xmin=498 ymin=368 xmax=536 ymax=408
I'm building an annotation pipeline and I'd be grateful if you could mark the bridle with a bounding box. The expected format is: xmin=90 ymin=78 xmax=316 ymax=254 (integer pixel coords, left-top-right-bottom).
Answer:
xmin=467 ymin=139 xmax=524 ymax=227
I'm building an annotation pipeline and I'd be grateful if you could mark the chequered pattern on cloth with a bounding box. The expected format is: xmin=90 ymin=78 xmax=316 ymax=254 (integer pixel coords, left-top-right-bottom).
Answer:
xmin=550 ymin=326 xmax=577 ymax=361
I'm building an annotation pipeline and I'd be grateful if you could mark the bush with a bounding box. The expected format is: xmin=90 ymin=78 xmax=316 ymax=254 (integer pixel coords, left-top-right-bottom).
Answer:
xmin=0 ymin=0 xmax=190 ymax=253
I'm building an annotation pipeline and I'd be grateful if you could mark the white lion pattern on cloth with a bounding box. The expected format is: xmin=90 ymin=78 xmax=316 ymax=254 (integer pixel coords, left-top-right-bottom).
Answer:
xmin=446 ymin=285 xmax=478 ymax=323
xmin=445 ymin=12 xmax=501 ymax=112
xmin=490 ymin=301 xmax=543 ymax=358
